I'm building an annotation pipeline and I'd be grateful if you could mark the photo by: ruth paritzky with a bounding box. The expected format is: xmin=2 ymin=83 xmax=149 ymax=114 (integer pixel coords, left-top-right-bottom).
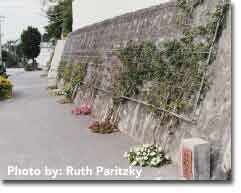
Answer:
xmin=0 ymin=0 xmax=231 ymax=181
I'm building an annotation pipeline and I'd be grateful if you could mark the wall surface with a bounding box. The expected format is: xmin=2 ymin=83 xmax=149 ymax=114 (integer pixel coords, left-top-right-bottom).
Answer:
xmin=48 ymin=40 xmax=66 ymax=88
xmin=36 ymin=43 xmax=54 ymax=70
xmin=61 ymin=0 xmax=231 ymax=180
xmin=72 ymin=0 xmax=170 ymax=31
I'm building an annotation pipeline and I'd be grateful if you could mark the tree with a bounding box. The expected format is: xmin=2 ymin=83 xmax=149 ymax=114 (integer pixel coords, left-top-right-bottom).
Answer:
xmin=1 ymin=50 xmax=18 ymax=68
xmin=45 ymin=0 xmax=73 ymax=40
xmin=16 ymin=43 xmax=25 ymax=65
xmin=42 ymin=33 xmax=50 ymax=42
xmin=62 ymin=0 xmax=73 ymax=37
xmin=21 ymin=26 xmax=41 ymax=70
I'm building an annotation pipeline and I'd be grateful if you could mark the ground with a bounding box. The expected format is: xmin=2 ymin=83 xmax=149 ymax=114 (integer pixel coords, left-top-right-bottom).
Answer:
xmin=0 ymin=69 xmax=178 ymax=180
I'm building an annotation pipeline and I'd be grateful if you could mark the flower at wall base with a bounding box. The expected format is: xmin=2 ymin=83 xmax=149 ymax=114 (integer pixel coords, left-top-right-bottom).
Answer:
xmin=150 ymin=152 xmax=157 ymax=156
xmin=150 ymin=157 xmax=161 ymax=167
xmin=158 ymin=147 xmax=164 ymax=153
xmin=144 ymin=156 xmax=149 ymax=161
xmin=123 ymin=152 xmax=128 ymax=158
xmin=165 ymin=155 xmax=171 ymax=161
xmin=131 ymin=161 xmax=138 ymax=166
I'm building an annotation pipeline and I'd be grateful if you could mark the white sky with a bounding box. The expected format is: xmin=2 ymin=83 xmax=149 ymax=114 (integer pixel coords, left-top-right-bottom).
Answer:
xmin=73 ymin=0 xmax=170 ymax=31
xmin=0 ymin=0 xmax=171 ymax=43
xmin=0 ymin=0 xmax=47 ymax=43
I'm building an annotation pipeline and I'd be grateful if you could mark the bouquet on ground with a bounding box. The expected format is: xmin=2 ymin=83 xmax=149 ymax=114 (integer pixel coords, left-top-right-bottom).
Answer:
xmin=88 ymin=121 xmax=119 ymax=134
xmin=124 ymin=144 xmax=171 ymax=167
xmin=71 ymin=103 xmax=92 ymax=115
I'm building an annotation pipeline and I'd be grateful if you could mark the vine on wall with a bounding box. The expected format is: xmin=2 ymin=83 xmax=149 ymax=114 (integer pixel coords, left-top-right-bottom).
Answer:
xmin=112 ymin=0 xmax=229 ymax=125
xmin=57 ymin=61 xmax=87 ymax=100
xmin=56 ymin=0 xmax=229 ymax=128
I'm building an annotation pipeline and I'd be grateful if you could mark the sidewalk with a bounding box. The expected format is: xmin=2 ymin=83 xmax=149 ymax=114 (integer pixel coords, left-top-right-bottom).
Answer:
xmin=0 ymin=70 xmax=179 ymax=180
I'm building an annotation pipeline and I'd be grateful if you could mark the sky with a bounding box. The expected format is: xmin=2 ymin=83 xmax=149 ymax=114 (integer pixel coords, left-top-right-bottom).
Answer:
xmin=0 ymin=0 xmax=170 ymax=44
xmin=0 ymin=0 xmax=48 ymax=43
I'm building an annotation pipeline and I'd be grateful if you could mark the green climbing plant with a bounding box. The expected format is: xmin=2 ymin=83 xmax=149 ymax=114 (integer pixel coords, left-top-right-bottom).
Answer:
xmin=57 ymin=61 xmax=87 ymax=100
xmin=113 ymin=0 xmax=229 ymax=121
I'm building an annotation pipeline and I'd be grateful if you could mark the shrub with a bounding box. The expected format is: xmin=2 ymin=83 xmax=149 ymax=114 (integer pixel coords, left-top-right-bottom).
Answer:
xmin=124 ymin=144 xmax=171 ymax=167
xmin=0 ymin=76 xmax=13 ymax=100
xmin=63 ymin=83 xmax=73 ymax=99
xmin=24 ymin=64 xmax=34 ymax=71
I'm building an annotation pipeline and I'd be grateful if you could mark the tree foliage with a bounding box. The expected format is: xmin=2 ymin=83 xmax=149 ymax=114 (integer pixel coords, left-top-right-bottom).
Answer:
xmin=2 ymin=50 xmax=18 ymax=68
xmin=45 ymin=0 xmax=73 ymax=40
xmin=21 ymin=26 xmax=41 ymax=67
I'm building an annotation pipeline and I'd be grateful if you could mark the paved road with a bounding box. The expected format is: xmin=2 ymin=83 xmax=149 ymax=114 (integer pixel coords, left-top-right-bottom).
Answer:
xmin=0 ymin=69 xmax=178 ymax=180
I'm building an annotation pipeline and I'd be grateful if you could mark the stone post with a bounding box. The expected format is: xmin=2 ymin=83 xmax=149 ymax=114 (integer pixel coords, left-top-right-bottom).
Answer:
xmin=181 ymin=138 xmax=210 ymax=180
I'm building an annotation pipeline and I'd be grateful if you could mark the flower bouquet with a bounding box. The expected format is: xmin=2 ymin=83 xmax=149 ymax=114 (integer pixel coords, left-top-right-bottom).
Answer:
xmin=71 ymin=104 xmax=92 ymax=116
xmin=124 ymin=144 xmax=171 ymax=167
xmin=88 ymin=121 xmax=119 ymax=134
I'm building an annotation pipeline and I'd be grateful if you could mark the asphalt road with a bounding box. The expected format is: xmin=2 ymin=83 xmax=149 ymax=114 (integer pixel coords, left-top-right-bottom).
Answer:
xmin=0 ymin=69 xmax=178 ymax=180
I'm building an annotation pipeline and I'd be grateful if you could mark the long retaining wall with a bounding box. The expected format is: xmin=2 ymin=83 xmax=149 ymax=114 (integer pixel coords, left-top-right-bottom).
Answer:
xmin=60 ymin=0 xmax=231 ymax=179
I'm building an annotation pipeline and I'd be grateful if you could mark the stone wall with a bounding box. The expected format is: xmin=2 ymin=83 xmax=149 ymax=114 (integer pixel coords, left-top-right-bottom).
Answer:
xmin=72 ymin=0 xmax=170 ymax=31
xmin=61 ymin=0 xmax=231 ymax=180
xmin=64 ymin=1 xmax=180 ymax=61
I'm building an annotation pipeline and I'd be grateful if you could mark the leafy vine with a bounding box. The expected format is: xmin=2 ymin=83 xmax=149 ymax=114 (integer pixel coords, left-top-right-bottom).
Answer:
xmin=57 ymin=61 xmax=87 ymax=100
xmin=113 ymin=0 xmax=229 ymax=127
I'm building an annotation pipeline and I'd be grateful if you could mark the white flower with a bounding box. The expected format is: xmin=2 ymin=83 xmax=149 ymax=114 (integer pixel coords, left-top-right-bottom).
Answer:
xmin=143 ymin=144 xmax=150 ymax=148
xmin=150 ymin=157 xmax=161 ymax=166
xmin=150 ymin=152 xmax=157 ymax=156
xmin=123 ymin=152 xmax=128 ymax=158
xmin=131 ymin=161 xmax=138 ymax=166
xmin=158 ymin=147 xmax=163 ymax=153
xmin=140 ymin=161 xmax=146 ymax=167
xmin=125 ymin=144 xmax=171 ymax=168
xmin=165 ymin=155 xmax=171 ymax=161
xmin=135 ymin=147 xmax=141 ymax=152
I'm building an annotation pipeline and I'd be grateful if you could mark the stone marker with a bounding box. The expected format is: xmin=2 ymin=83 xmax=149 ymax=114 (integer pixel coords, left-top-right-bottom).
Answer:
xmin=181 ymin=138 xmax=210 ymax=180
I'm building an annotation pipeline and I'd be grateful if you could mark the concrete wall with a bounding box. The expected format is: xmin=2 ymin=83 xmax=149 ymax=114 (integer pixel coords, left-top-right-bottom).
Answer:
xmin=62 ymin=0 xmax=231 ymax=179
xmin=36 ymin=43 xmax=54 ymax=70
xmin=48 ymin=40 xmax=66 ymax=88
xmin=72 ymin=0 xmax=170 ymax=31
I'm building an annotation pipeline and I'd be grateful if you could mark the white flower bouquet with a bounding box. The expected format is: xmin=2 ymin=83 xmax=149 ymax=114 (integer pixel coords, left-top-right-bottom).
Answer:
xmin=124 ymin=144 xmax=171 ymax=167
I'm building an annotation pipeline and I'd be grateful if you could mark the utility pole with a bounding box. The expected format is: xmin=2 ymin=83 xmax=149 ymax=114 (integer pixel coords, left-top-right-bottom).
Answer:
xmin=0 ymin=16 xmax=5 ymax=65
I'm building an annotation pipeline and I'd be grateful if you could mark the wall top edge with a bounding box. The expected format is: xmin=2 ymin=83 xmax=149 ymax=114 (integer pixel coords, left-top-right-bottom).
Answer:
xmin=69 ymin=1 xmax=177 ymax=36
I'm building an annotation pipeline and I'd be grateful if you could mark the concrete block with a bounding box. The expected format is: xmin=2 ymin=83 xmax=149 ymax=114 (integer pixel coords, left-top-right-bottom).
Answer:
xmin=181 ymin=138 xmax=210 ymax=180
